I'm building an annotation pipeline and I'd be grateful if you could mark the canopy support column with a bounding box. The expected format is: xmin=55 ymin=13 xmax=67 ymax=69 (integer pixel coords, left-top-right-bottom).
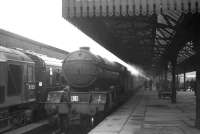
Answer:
xmin=184 ymin=71 xmax=186 ymax=91
xmin=171 ymin=60 xmax=177 ymax=103
xmin=195 ymin=67 xmax=200 ymax=128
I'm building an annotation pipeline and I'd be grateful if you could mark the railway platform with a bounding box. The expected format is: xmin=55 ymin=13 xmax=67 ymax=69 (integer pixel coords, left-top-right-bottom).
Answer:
xmin=89 ymin=90 xmax=200 ymax=134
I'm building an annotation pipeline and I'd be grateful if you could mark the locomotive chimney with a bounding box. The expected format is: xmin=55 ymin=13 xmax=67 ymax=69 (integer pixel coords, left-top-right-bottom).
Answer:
xmin=80 ymin=47 xmax=90 ymax=51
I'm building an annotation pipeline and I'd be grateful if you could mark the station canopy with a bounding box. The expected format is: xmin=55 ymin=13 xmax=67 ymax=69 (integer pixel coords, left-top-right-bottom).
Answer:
xmin=63 ymin=0 xmax=200 ymax=76
xmin=0 ymin=29 xmax=68 ymax=60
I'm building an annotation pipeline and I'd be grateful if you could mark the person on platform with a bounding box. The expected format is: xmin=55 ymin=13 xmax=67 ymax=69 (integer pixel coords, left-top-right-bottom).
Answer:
xmin=57 ymin=85 xmax=71 ymax=134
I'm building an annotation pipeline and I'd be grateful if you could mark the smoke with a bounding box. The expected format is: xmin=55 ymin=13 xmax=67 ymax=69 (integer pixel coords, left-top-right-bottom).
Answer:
xmin=127 ymin=63 xmax=149 ymax=79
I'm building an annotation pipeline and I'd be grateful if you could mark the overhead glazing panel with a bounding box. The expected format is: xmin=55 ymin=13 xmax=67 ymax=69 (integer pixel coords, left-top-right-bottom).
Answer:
xmin=177 ymin=41 xmax=196 ymax=64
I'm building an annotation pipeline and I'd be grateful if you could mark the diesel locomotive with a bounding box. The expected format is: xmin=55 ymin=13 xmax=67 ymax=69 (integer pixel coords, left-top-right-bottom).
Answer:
xmin=0 ymin=46 xmax=64 ymax=132
xmin=46 ymin=47 xmax=144 ymax=128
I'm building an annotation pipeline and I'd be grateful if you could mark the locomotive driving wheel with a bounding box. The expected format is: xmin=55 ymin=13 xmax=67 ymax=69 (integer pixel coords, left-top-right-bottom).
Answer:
xmin=80 ymin=115 xmax=94 ymax=132
xmin=95 ymin=112 xmax=105 ymax=125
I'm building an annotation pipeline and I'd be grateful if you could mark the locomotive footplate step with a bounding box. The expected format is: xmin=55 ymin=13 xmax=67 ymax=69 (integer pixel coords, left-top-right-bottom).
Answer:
xmin=89 ymin=90 xmax=200 ymax=134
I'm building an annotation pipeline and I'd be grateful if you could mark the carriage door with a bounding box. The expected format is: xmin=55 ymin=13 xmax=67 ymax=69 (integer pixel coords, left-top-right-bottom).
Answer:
xmin=0 ymin=62 xmax=6 ymax=103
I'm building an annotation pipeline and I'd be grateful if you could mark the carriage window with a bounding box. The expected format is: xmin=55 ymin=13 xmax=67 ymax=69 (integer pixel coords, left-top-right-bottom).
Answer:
xmin=0 ymin=86 xmax=5 ymax=103
xmin=7 ymin=64 xmax=22 ymax=96
xmin=27 ymin=65 xmax=33 ymax=82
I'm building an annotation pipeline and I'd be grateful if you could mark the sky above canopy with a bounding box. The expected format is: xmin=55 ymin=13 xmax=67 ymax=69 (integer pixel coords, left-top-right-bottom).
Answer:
xmin=0 ymin=0 xmax=140 ymax=75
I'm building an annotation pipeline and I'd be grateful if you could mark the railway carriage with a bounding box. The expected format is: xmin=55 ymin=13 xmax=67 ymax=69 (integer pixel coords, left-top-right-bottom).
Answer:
xmin=0 ymin=46 xmax=36 ymax=132
xmin=25 ymin=52 xmax=63 ymax=102
xmin=25 ymin=52 xmax=63 ymax=121
xmin=0 ymin=46 xmax=64 ymax=132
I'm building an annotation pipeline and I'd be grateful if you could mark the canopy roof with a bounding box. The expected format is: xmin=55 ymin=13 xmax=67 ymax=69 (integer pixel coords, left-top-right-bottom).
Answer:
xmin=63 ymin=0 xmax=200 ymax=18
xmin=0 ymin=29 xmax=68 ymax=60
xmin=0 ymin=46 xmax=33 ymax=63
xmin=63 ymin=0 xmax=200 ymax=76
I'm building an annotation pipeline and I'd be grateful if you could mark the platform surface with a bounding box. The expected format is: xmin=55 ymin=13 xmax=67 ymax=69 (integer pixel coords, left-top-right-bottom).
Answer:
xmin=89 ymin=90 xmax=200 ymax=134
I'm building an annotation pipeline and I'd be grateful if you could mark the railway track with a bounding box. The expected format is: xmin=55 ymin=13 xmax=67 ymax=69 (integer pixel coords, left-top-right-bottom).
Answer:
xmin=25 ymin=124 xmax=89 ymax=134
xmin=4 ymin=116 xmax=100 ymax=134
xmin=4 ymin=121 xmax=94 ymax=134
xmin=4 ymin=93 xmax=131 ymax=134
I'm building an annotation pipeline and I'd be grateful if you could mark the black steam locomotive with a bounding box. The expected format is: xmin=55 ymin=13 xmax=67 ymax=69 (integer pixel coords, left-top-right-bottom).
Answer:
xmin=46 ymin=47 xmax=144 ymax=128
xmin=0 ymin=46 xmax=64 ymax=132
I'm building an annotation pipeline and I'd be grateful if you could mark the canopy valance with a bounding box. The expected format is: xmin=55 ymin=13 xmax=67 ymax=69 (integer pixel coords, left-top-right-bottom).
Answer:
xmin=63 ymin=0 xmax=200 ymax=18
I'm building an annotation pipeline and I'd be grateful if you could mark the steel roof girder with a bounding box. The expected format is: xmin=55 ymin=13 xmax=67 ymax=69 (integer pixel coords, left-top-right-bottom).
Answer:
xmin=156 ymin=22 xmax=175 ymax=31
xmin=155 ymin=35 xmax=172 ymax=40
xmin=163 ymin=14 xmax=179 ymax=27
xmin=157 ymin=28 xmax=174 ymax=41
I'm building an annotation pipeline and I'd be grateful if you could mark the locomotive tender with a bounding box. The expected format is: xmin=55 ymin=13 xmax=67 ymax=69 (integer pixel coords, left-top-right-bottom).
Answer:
xmin=0 ymin=46 xmax=64 ymax=132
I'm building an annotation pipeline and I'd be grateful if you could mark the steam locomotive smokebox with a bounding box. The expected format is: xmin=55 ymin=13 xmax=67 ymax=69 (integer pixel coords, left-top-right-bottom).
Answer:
xmin=62 ymin=48 xmax=99 ymax=88
xmin=62 ymin=48 xmax=124 ymax=90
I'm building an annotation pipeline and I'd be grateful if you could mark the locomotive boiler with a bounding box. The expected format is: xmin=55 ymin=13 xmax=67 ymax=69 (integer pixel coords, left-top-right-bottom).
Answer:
xmin=62 ymin=47 xmax=126 ymax=91
xmin=47 ymin=48 xmax=130 ymax=122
